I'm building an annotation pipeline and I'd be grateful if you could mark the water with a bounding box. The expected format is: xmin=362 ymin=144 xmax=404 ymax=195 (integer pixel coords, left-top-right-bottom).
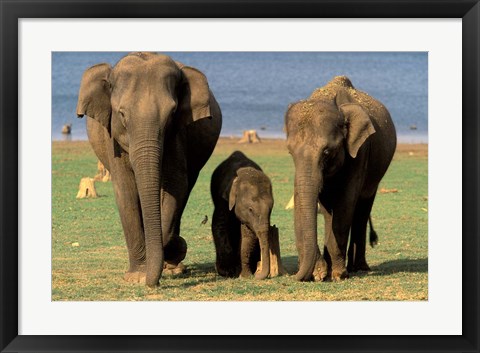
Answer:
xmin=52 ymin=52 xmax=427 ymax=143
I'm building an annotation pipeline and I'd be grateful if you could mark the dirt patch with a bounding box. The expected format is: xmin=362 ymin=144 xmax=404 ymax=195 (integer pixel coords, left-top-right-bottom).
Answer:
xmin=212 ymin=137 xmax=288 ymax=157
xmin=53 ymin=139 xmax=427 ymax=159
xmin=215 ymin=138 xmax=427 ymax=159
xmin=395 ymin=144 xmax=428 ymax=158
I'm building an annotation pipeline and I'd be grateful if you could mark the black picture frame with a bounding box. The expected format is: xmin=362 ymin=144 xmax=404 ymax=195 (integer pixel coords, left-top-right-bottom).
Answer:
xmin=1 ymin=1 xmax=478 ymax=352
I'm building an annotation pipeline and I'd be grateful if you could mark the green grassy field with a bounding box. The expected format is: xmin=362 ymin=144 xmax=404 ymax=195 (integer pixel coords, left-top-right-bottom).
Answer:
xmin=52 ymin=139 xmax=428 ymax=301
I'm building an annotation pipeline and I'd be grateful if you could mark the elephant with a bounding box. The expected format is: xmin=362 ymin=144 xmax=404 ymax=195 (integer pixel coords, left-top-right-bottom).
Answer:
xmin=285 ymin=76 xmax=396 ymax=282
xmin=76 ymin=52 xmax=222 ymax=287
xmin=210 ymin=151 xmax=274 ymax=280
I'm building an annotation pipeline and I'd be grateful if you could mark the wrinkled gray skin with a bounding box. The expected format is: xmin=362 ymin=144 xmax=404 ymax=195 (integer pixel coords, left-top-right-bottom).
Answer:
xmin=285 ymin=76 xmax=396 ymax=282
xmin=211 ymin=151 xmax=274 ymax=280
xmin=76 ymin=52 xmax=222 ymax=287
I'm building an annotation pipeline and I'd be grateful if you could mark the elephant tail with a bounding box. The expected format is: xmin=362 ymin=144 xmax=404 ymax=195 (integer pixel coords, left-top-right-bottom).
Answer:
xmin=369 ymin=216 xmax=379 ymax=248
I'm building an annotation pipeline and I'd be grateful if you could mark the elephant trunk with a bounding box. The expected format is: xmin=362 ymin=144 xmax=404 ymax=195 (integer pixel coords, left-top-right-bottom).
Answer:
xmin=294 ymin=161 xmax=322 ymax=281
xmin=131 ymin=142 xmax=164 ymax=287
xmin=255 ymin=229 xmax=270 ymax=280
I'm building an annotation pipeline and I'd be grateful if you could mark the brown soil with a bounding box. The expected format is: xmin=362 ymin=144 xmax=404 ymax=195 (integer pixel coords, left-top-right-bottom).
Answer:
xmin=213 ymin=138 xmax=427 ymax=159
xmin=53 ymin=138 xmax=428 ymax=159
xmin=394 ymin=143 xmax=428 ymax=159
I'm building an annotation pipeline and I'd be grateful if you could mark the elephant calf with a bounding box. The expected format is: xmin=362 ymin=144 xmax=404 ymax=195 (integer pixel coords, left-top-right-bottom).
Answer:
xmin=211 ymin=151 xmax=274 ymax=279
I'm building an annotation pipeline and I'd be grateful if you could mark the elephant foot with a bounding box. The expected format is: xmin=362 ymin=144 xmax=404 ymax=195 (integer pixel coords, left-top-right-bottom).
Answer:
xmin=348 ymin=261 xmax=371 ymax=273
xmin=313 ymin=258 xmax=328 ymax=282
xmin=164 ymin=236 xmax=187 ymax=264
xmin=331 ymin=268 xmax=349 ymax=282
xmin=124 ymin=271 xmax=146 ymax=284
xmin=240 ymin=269 xmax=253 ymax=278
xmin=163 ymin=262 xmax=186 ymax=276
xmin=216 ymin=262 xmax=240 ymax=278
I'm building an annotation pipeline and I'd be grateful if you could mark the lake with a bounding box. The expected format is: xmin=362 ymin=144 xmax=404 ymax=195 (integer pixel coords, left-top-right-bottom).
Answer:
xmin=52 ymin=52 xmax=427 ymax=143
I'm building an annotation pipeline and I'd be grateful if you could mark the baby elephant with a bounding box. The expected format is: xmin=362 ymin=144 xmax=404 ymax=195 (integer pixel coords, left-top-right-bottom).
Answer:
xmin=211 ymin=151 xmax=274 ymax=279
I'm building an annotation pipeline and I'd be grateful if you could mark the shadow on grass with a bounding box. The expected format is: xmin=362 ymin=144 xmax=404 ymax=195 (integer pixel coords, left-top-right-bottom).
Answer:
xmin=160 ymin=261 xmax=221 ymax=289
xmin=350 ymin=258 xmax=428 ymax=278
xmin=186 ymin=258 xmax=303 ymax=277
xmin=163 ymin=257 xmax=303 ymax=289
xmin=370 ymin=258 xmax=428 ymax=275
xmin=188 ymin=261 xmax=218 ymax=275
xmin=282 ymin=256 xmax=299 ymax=275
xmin=163 ymin=276 xmax=219 ymax=290
xmin=278 ymin=256 xmax=428 ymax=278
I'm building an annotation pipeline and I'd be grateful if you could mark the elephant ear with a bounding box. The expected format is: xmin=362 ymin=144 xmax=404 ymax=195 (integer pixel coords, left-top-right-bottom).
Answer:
xmin=224 ymin=177 xmax=239 ymax=211
xmin=176 ymin=62 xmax=212 ymax=124
xmin=335 ymin=89 xmax=376 ymax=158
xmin=76 ymin=63 xmax=112 ymax=134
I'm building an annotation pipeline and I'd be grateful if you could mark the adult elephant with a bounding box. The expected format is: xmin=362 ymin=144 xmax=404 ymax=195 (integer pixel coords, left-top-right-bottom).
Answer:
xmin=285 ymin=76 xmax=396 ymax=282
xmin=76 ymin=52 xmax=222 ymax=287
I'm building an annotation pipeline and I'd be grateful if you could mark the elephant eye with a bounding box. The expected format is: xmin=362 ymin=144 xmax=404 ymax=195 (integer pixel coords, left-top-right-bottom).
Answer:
xmin=248 ymin=206 xmax=254 ymax=213
xmin=119 ymin=110 xmax=127 ymax=126
xmin=323 ymin=148 xmax=330 ymax=156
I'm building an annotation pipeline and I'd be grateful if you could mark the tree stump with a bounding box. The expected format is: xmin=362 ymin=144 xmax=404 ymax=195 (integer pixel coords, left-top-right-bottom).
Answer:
xmin=256 ymin=225 xmax=287 ymax=277
xmin=76 ymin=177 xmax=98 ymax=199
xmin=238 ymin=129 xmax=262 ymax=143
xmin=94 ymin=160 xmax=111 ymax=182
xmin=61 ymin=124 xmax=72 ymax=134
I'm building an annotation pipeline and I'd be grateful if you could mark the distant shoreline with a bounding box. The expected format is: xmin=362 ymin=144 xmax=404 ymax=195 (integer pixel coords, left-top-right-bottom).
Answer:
xmin=53 ymin=134 xmax=428 ymax=145
xmin=52 ymin=138 xmax=428 ymax=159
xmin=213 ymin=137 xmax=428 ymax=157
xmin=217 ymin=133 xmax=428 ymax=144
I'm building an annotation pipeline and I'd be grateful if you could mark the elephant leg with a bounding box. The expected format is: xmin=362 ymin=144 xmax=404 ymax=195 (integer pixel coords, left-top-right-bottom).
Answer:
xmin=212 ymin=208 xmax=241 ymax=277
xmin=162 ymin=159 xmax=206 ymax=272
xmin=161 ymin=189 xmax=188 ymax=266
xmin=110 ymin=157 xmax=147 ymax=283
xmin=323 ymin=206 xmax=353 ymax=282
xmin=160 ymin=136 xmax=190 ymax=271
xmin=310 ymin=199 xmax=327 ymax=281
xmin=239 ymin=224 xmax=259 ymax=278
xmin=312 ymin=245 xmax=328 ymax=281
xmin=162 ymin=232 xmax=187 ymax=275
xmin=348 ymin=194 xmax=376 ymax=272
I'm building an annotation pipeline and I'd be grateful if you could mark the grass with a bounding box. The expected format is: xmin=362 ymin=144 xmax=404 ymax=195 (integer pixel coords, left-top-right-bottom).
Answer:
xmin=52 ymin=139 xmax=428 ymax=301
